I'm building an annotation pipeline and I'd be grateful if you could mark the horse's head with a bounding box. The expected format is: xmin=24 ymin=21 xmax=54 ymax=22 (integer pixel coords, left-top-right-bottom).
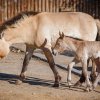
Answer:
xmin=0 ymin=38 xmax=10 ymax=59
xmin=52 ymin=32 xmax=69 ymax=55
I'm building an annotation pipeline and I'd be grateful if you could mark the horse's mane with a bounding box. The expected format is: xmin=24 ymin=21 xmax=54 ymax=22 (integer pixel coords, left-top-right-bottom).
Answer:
xmin=0 ymin=11 xmax=39 ymax=38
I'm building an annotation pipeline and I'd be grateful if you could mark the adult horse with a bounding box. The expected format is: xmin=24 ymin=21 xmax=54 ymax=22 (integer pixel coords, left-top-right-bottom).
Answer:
xmin=0 ymin=11 xmax=99 ymax=87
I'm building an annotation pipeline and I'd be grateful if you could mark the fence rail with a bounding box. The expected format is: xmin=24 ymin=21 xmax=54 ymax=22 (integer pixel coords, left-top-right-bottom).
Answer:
xmin=0 ymin=0 xmax=99 ymax=24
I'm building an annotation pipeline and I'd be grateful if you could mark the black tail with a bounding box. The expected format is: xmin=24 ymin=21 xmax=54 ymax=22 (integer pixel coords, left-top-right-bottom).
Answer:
xmin=40 ymin=38 xmax=47 ymax=48
xmin=35 ymin=38 xmax=47 ymax=48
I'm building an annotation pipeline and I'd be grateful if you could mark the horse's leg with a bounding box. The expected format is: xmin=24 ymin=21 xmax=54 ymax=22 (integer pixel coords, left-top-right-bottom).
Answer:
xmin=42 ymin=48 xmax=61 ymax=87
xmin=74 ymin=72 xmax=86 ymax=86
xmin=90 ymin=59 xmax=97 ymax=83
xmin=67 ymin=58 xmax=79 ymax=86
xmin=75 ymin=59 xmax=90 ymax=86
xmin=92 ymin=58 xmax=100 ymax=89
xmin=93 ymin=73 xmax=100 ymax=89
xmin=16 ymin=44 xmax=35 ymax=85
xmin=82 ymin=60 xmax=92 ymax=92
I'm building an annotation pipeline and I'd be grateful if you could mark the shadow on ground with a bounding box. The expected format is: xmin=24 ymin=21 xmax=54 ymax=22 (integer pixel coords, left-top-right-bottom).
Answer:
xmin=0 ymin=72 xmax=100 ymax=93
xmin=0 ymin=73 xmax=53 ymax=87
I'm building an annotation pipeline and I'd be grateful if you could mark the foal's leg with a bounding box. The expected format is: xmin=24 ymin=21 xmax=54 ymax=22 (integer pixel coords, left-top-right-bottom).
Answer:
xmin=75 ymin=59 xmax=90 ymax=86
xmin=93 ymin=73 xmax=100 ymax=89
xmin=74 ymin=73 xmax=86 ymax=86
xmin=42 ymin=48 xmax=61 ymax=87
xmin=82 ymin=60 xmax=92 ymax=91
xmin=90 ymin=59 xmax=97 ymax=83
xmin=92 ymin=58 xmax=100 ymax=89
xmin=67 ymin=58 xmax=79 ymax=86
xmin=16 ymin=44 xmax=35 ymax=85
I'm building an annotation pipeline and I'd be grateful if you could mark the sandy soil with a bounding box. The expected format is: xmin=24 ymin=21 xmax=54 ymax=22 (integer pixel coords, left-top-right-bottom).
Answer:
xmin=0 ymin=46 xmax=100 ymax=100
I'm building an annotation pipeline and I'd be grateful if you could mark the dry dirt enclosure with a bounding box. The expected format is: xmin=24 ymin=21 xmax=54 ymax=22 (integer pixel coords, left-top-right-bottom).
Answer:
xmin=0 ymin=45 xmax=100 ymax=100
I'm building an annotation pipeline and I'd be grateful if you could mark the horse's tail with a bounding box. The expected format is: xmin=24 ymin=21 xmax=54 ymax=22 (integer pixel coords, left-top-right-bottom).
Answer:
xmin=40 ymin=38 xmax=47 ymax=48
xmin=35 ymin=38 xmax=47 ymax=48
xmin=95 ymin=19 xmax=100 ymax=41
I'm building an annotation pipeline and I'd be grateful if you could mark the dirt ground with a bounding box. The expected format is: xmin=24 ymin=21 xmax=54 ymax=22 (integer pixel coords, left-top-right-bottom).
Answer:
xmin=0 ymin=45 xmax=100 ymax=100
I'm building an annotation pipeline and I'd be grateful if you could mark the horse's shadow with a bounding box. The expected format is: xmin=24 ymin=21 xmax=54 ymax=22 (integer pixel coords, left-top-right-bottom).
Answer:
xmin=0 ymin=73 xmax=54 ymax=87
xmin=0 ymin=73 xmax=83 ymax=92
xmin=0 ymin=73 xmax=100 ymax=93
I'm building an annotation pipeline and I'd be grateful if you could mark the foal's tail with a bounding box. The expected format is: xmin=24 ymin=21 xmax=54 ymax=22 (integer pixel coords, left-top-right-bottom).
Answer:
xmin=95 ymin=19 xmax=100 ymax=41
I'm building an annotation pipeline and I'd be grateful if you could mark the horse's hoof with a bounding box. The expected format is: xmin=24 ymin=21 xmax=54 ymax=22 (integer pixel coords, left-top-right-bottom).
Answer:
xmin=68 ymin=85 xmax=71 ymax=88
xmin=84 ymin=87 xmax=91 ymax=92
xmin=89 ymin=87 xmax=93 ymax=92
xmin=84 ymin=88 xmax=90 ymax=92
xmin=74 ymin=81 xmax=82 ymax=87
xmin=84 ymin=87 xmax=93 ymax=92
xmin=53 ymin=83 xmax=59 ymax=87
xmin=15 ymin=80 xmax=22 ymax=85
xmin=66 ymin=81 xmax=72 ymax=87
xmin=52 ymin=75 xmax=61 ymax=87
xmin=20 ymin=74 xmax=26 ymax=79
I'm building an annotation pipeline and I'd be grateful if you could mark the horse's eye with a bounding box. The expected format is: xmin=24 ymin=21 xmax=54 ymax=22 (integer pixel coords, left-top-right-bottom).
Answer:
xmin=57 ymin=41 xmax=60 ymax=44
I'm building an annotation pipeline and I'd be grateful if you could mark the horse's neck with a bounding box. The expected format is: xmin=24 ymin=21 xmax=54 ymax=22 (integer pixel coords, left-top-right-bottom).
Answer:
xmin=3 ymin=16 xmax=36 ymax=45
xmin=4 ymin=30 xmax=25 ymax=45
xmin=64 ymin=37 xmax=82 ymax=52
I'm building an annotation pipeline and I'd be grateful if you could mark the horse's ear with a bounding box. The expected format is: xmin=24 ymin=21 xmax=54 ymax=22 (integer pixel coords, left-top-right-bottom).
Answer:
xmin=59 ymin=31 xmax=64 ymax=39
xmin=61 ymin=32 xmax=64 ymax=38
xmin=59 ymin=31 xmax=62 ymax=37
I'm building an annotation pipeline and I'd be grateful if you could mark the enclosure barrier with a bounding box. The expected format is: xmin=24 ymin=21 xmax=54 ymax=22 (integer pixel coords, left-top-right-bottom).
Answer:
xmin=0 ymin=0 xmax=99 ymax=24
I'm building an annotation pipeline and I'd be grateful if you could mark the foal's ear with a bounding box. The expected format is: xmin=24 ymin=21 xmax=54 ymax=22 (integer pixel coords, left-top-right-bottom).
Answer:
xmin=59 ymin=31 xmax=64 ymax=39
xmin=59 ymin=31 xmax=62 ymax=37
xmin=61 ymin=32 xmax=64 ymax=38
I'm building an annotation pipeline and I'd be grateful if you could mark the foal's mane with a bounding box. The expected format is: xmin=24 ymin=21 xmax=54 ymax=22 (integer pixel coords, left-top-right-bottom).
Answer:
xmin=65 ymin=36 xmax=83 ymax=41
xmin=0 ymin=11 xmax=39 ymax=38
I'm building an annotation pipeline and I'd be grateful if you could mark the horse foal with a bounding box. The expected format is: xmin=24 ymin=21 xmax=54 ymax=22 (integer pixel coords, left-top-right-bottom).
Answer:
xmin=53 ymin=32 xmax=100 ymax=91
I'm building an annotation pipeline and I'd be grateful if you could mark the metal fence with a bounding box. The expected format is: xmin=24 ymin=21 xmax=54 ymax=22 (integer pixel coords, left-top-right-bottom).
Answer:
xmin=0 ymin=0 xmax=99 ymax=24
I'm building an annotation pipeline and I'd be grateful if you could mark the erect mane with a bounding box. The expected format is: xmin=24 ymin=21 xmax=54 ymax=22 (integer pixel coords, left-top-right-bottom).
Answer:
xmin=0 ymin=11 xmax=39 ymax=38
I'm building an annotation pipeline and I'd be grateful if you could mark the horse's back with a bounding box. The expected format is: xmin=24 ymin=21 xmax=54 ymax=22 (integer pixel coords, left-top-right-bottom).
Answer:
xmin=37 ymin=12 xmax=95 ymax=24
xmin=34 ymin=12 xmax=97 ymax=47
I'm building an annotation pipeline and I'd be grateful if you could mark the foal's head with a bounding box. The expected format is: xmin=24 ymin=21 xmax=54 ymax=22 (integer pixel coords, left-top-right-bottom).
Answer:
xmin=53 ymin=32 xmax=69 ymax=55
